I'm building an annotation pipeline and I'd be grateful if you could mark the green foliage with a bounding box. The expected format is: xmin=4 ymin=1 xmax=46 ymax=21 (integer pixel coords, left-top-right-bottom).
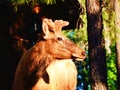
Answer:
xmin=102 ymin=8 xmax=116 ymax=40
xmin=11 ymin=0 xmax=64 ymax=5
xmin=63 ymin=28 xmax=87 ymax=48
xmin=106 ymin=44 xmax=117 ymax=90
xmin=102 ymin=0 xmax=117 ymax=89
xmin=11 ymin=0 xmax=64 ymax=11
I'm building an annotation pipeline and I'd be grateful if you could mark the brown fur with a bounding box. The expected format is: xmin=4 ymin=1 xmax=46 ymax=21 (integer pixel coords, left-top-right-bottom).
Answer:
xmin=13 ymin=18 xmax=86 ymax=90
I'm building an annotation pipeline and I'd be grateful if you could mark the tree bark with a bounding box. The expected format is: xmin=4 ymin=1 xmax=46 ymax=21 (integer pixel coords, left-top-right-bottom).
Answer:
xmin=115 ymin=0 xmax=120 ymax=89
xmin=86 ymin=0 xmax=108 ymax=90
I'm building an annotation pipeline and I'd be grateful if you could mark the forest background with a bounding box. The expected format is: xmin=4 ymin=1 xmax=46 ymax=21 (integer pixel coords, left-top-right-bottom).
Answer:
xmin=64 ymin=0 xmax=117 ymax=90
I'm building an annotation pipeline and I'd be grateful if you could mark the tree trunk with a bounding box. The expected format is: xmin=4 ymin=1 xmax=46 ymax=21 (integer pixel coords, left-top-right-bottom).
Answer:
xmin=115 ymin=0 xmax=120 ymax=89
xmin=86 ymin=0 xmax=108 ymax=90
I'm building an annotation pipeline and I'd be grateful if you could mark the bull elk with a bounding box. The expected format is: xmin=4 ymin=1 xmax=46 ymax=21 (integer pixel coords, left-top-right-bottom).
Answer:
xmin=13 ymin=18 xmax=86 ymax=90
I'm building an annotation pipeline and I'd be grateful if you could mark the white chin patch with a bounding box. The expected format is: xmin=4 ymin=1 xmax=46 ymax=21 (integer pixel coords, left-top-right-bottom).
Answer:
xmin=75 ymin=58 xmax=84 ymax=61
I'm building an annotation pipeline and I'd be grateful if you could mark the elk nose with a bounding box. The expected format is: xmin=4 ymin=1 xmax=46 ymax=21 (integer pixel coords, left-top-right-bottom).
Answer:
xmin=81 ymin=51 xmax=86 ymax=56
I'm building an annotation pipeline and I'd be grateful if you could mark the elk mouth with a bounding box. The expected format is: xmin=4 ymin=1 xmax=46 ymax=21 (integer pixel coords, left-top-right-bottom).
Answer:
xmin=72 ymin=57 xmax=85 ymax=61
xmin=72 ymin=52 xmax=86 ymax=61
xmin=75 ymin=58 xmax=85 ymax=61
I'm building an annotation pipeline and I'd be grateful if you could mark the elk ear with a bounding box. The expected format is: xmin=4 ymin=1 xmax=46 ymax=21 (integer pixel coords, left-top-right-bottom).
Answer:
xmin=61 ymin=21 xmax=69 ymax=27
xmin=42 ymin=21 xmax=49 ymax=39
xmin=54 ymin=20 xmax=69 ymax=31
xmin=54 ymin=20 xmax=69 ymax=27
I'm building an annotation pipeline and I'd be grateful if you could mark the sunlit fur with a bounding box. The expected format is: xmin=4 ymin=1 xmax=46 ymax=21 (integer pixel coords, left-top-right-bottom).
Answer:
xmin=13 ymin=18 xmax=86 ymax=90
xmin=32 ymin=59 xmax=77 ymax=90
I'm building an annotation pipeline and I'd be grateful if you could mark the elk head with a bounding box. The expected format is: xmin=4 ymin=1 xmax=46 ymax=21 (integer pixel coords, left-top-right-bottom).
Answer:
xmin=41 ymin=18 xmax=86 ymax=61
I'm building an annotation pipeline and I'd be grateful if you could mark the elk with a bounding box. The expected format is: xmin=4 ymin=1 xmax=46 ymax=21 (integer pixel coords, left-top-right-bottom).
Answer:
xmin=13 ymin=18 xmax=86 ymax=90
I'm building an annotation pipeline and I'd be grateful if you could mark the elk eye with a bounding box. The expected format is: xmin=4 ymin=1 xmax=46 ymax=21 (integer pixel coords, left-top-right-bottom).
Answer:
xmin=50 ymin=29 xmax=54 ymax=33
xmin=57 ymin=37 xmax=63 ymax=41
